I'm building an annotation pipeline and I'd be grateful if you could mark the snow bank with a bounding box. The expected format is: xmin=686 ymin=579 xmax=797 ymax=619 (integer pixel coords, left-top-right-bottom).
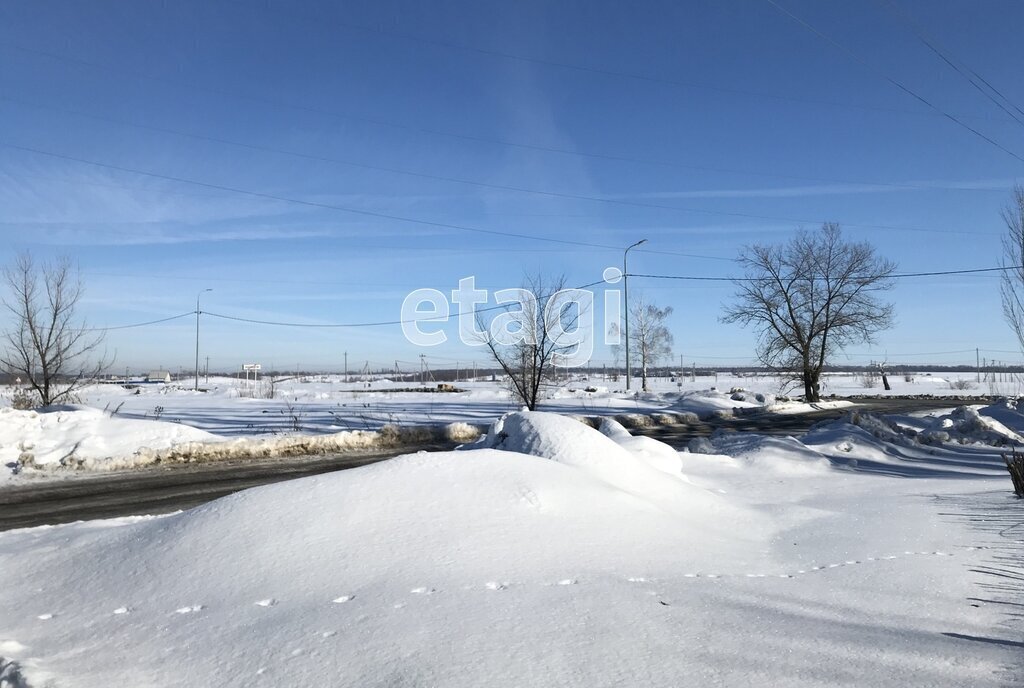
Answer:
xmin=0 ymin=406 xmax=218 ymax=471
xmin=0 ymin=407 xmax=482 ymax=479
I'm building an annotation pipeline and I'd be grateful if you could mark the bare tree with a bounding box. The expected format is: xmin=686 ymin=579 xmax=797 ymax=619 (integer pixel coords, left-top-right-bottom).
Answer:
xmin=1000 ymin=185 xmax=1024 ymax=350
xmin=722 ymin=224 xmax=896 ymax=402
xmin=1 ymin=253 xmax=109 ymax=406
xmin=477 ymin=274 xmax=587 ymax=410
xmin=630 ymin=299 xmax=674 ymax=391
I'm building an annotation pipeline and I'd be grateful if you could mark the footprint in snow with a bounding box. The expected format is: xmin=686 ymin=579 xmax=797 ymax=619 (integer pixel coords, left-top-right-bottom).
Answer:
xmin=113 ymin=607 xmax=131 ymax=615
xmin=332 ymin=595 xmax=354 ymax=604
xmin=410 ymin=587 xmax=435 ymax=595
xmin=320 ymin=631 xmax=337 ymax=639
xmin=174 ymin=605 xmax=204 ymax=614
xmin=36 ymin=613 xmax=54 ymax=620
xmin=254 ymin=599 xmax=277 ymax=608
xmin=556 ymin=579 xmax=577 ymax=586
xmin=484 ymin=581 xmax=508 ymax=591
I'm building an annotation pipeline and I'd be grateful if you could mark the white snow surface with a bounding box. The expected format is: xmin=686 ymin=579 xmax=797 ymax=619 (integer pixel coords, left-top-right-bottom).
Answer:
xmin=0 ymin=372 xmax=979 ymax=482
xmin=0 ymin=410 xmax=1020 ymax=687
xmin=0 ymin=405 xmax=218 ymax=471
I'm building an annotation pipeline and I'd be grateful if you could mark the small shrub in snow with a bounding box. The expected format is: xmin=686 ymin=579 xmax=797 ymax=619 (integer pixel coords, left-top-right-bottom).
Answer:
xmin=1003 ymin=448 xmax=1024 ymax=497
xmin=858 ymin=369 xmax=880 ymax=388
xmin=10 ymin=391 xmax=35 ymax=410
xmin=949 ymin=379 xmax=973 ymax=391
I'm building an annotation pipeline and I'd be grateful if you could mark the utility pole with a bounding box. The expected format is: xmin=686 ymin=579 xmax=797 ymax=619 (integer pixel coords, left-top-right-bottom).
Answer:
xmin=205 ymin=356 xmax=210 ymax=383
xmin=623 ymin=238 xmax=648 ymax=391
xmin=344 ymin=351 xmax=348 ymax=382
xmin=977 ymin=348 xmax=981 ymax=382
xmin=195 ymin=288 xmax=212 ymax=391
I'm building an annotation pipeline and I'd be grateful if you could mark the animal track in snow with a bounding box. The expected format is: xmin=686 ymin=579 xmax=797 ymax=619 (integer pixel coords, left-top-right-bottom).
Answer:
xmin=556 ymin=579 xmax=577 ymax=586
xmin=254 ymin=599 xmax=277 ymax=608
xmin=113 ymin=607 xmax=131 ymax=615
xmin=331 ymin=595 xmax=354 ymax=604
xmin=410 ymin=587 xmax=435 ymax=595
xmin=673 ymin=550 xmax=959 ymax=581
xmin=484 ymin=581 xmax=508 ymax=591
xmin=36 ymin=613 xmax=53 ymax=620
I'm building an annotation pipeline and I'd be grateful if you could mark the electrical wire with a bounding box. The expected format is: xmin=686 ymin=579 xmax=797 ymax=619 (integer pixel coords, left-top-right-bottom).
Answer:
xmin=2 ymin=39 xmax=1009 ymax=192
xmin=201 ymin=278 xmax=609 ymax=329
xmin=764 ymin=0 xmax=1024 ymax=164
xmin=209 ymin=0 xmax=1008 ymax=123
xmin=879 ymin=0 xmax=1024 ymax=128
xmin=1 ymin=139 xmax=995 ymax=239
xmin=628 ymin=265 xmax=1012 ymax=283
xmin=80 ymin=311 xmax=195 ymax=332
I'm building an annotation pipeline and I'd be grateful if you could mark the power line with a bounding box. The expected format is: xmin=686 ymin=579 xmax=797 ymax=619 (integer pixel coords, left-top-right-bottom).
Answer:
xmin=1 ymin=139 xmax=994 ymax=239
xmin=210 ymin=0 xmax=1010 ymax=124
xmin=879 ymin=0 xmax=1024 ymax=127
xmin=629 ymin=265 xmax=1012 ymax=283
xmin=202 ymin=278 xmax=609 ymax=329
xmin=2 ymin=41 xmax=1008 ymax=194
xmin=6 ymin=95 xmax=1013 ymax=241
xmin=0 ymin=142 xmax=639 ymax=252
xmin=764 ymin=0 xmax=1024 ymax=165
xmin=81 ymin=311 xmax=195 ymax=332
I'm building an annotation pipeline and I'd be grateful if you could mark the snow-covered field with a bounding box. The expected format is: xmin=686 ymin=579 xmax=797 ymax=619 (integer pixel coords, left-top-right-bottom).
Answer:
xmin=1 ymin=375 xmax=1022 ymax=686
xmin=0 ymin=407 xmax=1022 ymax=686
xmin=0 ymin=370 xmax=1007 ymax=479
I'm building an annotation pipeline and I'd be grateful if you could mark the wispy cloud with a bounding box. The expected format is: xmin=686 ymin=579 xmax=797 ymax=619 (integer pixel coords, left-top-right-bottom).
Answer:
xmin=0 ymin=160 xmax=468 ymax=242
xmin=617 ymin=178 xmax=1017 ymax=200
xmin=0 ymin=222 xmax=336 ymax=246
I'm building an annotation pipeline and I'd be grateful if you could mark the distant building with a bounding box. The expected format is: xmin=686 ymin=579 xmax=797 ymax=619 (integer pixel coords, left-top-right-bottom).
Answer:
xmin=146 ymin=370 xmax=172 ymax=383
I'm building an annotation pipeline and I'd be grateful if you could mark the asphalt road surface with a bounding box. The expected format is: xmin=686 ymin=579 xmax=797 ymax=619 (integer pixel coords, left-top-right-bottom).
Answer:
xmin=0 ymin=397 xmax=979 ymax=531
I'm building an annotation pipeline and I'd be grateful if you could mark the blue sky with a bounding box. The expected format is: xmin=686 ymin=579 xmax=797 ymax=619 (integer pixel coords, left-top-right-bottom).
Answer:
xmin=1 ymin=0 xmax=1022 ymax=373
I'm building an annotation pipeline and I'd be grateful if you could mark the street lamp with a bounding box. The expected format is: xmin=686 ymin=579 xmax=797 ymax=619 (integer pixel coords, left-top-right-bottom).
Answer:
xmin=195 ymin=288 xmax=212 ymax=391
xmin=623 ymin=239 xmax=647 ymax=391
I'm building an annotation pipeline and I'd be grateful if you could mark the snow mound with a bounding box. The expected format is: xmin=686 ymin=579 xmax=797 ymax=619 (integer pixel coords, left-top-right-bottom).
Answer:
xmin=477 ymin=412 xmax=740 ymax=520
xmin=597 ymin=417 xmax=685 ymax=477
xmin=670 ymin=389 xmax=762 ymax=419
xmin=692 ymin=430 xmax=831 ymax=474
